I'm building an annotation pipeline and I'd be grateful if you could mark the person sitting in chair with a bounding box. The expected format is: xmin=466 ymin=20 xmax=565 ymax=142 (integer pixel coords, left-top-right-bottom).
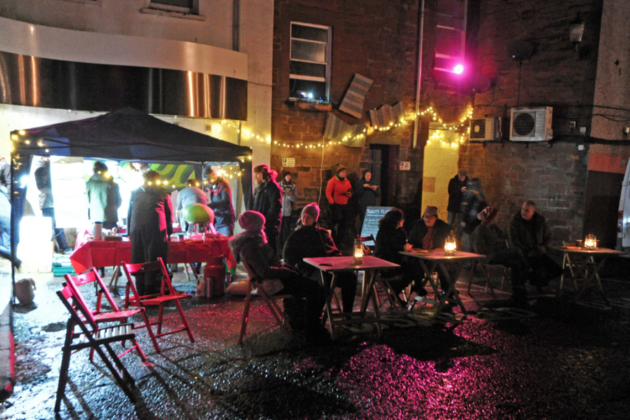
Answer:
xmin=374 ymin=208 xmax=427 ymax=304
xmin=471 ymin=206 xmax=532 ymax=304
xmin=283 ymin=203 xmax=357 ymax=313
xmin=229 ymin=211 xmax=325 ymax=335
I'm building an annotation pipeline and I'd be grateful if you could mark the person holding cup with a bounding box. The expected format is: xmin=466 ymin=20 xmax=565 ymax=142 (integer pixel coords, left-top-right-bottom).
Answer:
xmin=326 ymin=164 xmax=353 ymax=246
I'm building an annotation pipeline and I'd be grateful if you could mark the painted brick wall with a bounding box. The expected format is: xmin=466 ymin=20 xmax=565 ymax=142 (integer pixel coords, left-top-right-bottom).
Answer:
xmin=458 ymin=142 xmax=589 ymax=244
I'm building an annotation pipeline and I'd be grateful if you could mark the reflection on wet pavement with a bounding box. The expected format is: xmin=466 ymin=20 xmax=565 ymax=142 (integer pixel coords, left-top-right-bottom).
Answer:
xmin=2 ymin=267 xmax=630 ymax=419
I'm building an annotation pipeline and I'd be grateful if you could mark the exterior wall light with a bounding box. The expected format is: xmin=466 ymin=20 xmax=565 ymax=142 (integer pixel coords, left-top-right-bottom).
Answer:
xmin=570 ymin=13 xmax=585 ymax=51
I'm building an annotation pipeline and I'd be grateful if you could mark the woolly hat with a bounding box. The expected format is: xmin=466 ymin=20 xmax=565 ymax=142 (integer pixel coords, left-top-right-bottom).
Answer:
xmin=478 ymin=206 xmax=498 ymax=223
xmin=336 ymin=165 xmax=347 ymax=175
xmin=238 ymin=211 xmax=265 ymax=232
xmin=301 ymin=203 xmax=320 ymax=222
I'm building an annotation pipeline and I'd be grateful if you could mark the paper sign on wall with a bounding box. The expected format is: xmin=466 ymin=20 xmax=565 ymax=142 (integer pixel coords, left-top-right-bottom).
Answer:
xmin=399 ymin=161 xmax=411 ymax=171
xmin=282 ymin=158 xmax=295 ymax=167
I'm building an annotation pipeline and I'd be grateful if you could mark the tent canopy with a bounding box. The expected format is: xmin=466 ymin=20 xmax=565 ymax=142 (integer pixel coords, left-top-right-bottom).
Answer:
xmin=9 ymin=107 xmax=253 ymax=259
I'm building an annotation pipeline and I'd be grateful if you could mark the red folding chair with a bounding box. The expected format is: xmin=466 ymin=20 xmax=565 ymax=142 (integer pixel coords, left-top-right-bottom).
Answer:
xmin=122 ymin=258 xmax=195 ymax=348
xmin=66 ymin=268 xmax=159 ymax=355
xmin=55 ymin=284 xmax=140 ymax=413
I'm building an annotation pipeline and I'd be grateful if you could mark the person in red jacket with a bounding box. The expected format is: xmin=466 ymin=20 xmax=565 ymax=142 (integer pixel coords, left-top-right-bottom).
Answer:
xmin=326 ymin=165 xmax=353 ymax=245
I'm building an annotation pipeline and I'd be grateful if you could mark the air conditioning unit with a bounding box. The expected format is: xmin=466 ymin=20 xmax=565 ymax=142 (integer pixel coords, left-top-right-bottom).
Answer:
xmin=510 ymin=106 xmax=553 ymax=141
xmin=469 ymin=117 xmax=501 ymax=141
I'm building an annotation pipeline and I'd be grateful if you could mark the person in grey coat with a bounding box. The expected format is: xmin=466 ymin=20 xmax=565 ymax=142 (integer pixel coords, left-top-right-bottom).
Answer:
xmin=176 ymin=179 xmax=207 ymax=233
xmin=127 ymin=170 xmax=173 ymax=296
xmin=279 ymin=171 xmax=297 ymax=249
xmin=34 ymin=157 xmax=71 ymax=254
xmin=86 ymin=161 xmax=122 ymax=229
xmin=203 ymin=166 xmax=235 ymax=236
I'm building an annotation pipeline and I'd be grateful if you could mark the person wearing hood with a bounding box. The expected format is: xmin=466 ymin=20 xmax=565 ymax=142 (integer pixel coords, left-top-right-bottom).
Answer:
xmin=354 ymin=170 xmax=380 ymax=225
xmin=460 ymin=178 xmax=487 ymax=252
xmin=374 ymin=208 xmax=427 ymax=303
xmin=279 ymin=171 xmax=298 ymax=249
xmin=508 ymin=201 xmax=563 ymax=288
xmin=326 ymin=164 xmax=353 ymax=245
xmin=252 ymin=164 xmax=282 ymax=256
xmin=127 ymin=170 xmax=173 ymax=296
xmin=229 ymin=210 xmax=325 ymax=333
xmin=34 ymin=157 xmax=72 ymax=255
xmin=472 ymin=206 xmax=532 ymax=304
xmin=447 ymin=169 xmax=468 ymax=240
xmin=86 ymin=161 xmax=122 ymax=230
xmin=203 ymin=166 xmax=235 ymax=236
xmin=283 ymin=203 xmax=357 ymax=313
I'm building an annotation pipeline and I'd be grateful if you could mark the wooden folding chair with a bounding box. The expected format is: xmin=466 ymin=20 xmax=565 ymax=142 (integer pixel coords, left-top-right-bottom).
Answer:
xmin=55 ymin=284 xmax=139 ymax=413
xmin=66 ymin=268 xmax=158 ymax=355
xmin=467 ymin=263 xmax=503 ymax=298
xmin=122 ymin=258 xmax=195 ymax=349
xmin=373 ymin=272 xmax=407 ymax=310
xmin=239 ymin=261 xmax=292 ymax=343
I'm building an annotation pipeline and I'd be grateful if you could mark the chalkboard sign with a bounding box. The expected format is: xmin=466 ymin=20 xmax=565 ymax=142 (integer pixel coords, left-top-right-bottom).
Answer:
xmin=360 ymin=206 xmax=394 ymax=246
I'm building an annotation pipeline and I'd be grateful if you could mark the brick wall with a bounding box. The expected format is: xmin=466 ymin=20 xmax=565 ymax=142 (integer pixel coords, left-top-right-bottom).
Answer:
xmin=458 ymin=142 xmax=589 ymax=244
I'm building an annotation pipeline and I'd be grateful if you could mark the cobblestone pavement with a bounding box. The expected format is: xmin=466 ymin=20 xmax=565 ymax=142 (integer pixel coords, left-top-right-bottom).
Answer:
xmin=2 ymin=262 xmax=630 ymax=419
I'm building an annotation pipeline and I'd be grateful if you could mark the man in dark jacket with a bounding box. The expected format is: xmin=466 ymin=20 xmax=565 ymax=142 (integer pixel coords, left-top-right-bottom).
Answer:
xmin=34 ymin=157 xmax=71 ymax=254
xmin=229 ymin=211 xmax=325 ymax=333
xmin=472 ymin=206 xmax=532 ymax=303
xmin=203 ymin=166 xmax=235 ymax=236
xmin=508 ymin=200 xmax=563 ymax=288
xmin=408 ymin=206 xmax=454 ymax=292
xmin=86 ymin=161 xmax=122 ymax=229
xmin=354 ymin=170 xmax=381 ymax=226
xmin=252 ymin=164 xmax=282 ymax=256
xmin=283 ymin=203 xmax=357 ymax=313
xmin=447 ymin=169 xmax=468 ymax=239
xmin=127 ymin=170 xmax=173 ymax=296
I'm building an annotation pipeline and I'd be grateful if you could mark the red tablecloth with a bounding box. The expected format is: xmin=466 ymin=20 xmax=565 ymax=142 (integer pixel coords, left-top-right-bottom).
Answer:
xmin=70 ymin=238 xmax=236 ymax=274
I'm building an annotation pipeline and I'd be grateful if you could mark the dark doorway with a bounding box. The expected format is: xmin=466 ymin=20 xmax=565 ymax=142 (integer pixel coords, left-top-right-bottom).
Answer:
xmin=369 ymin=144 xmax=397 ymax=206
xmin=583 ymin=170 xmax=624 ymax=249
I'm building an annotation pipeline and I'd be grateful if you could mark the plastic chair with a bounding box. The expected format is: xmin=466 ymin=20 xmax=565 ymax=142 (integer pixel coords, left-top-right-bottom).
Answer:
xmin=239 ymin=261 xmax=292 ymax=343
xmin=122 ymin=258 xmax=195 ymax=349
xmin=55 ymin=284 xmax=140 ymax=413
xmin=66 ymin=268 xmax=159 ymax=354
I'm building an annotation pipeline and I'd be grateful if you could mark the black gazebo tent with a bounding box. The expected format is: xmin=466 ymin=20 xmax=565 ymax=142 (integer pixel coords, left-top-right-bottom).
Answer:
xmin=9 ymin=107 xmax=253 ymax=275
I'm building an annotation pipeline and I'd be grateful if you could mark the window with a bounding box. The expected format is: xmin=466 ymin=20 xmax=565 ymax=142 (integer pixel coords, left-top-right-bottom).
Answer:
xmin=434 ymin=0 xmax=467 ymax=74
xmin=289 ymin=22 xmax=331 ymax=102
xmin=149 ymin=0 xmax=195 ymax=14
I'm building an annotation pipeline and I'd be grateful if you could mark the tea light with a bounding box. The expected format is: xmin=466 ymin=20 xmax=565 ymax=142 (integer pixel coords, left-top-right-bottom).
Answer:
xmin=584 ymin=234 xmax=597 ymax=249
xmin=444 ymin=235 xmax=457 ymax=256
xmin=353 ymin=237 xmax=364 ymax=265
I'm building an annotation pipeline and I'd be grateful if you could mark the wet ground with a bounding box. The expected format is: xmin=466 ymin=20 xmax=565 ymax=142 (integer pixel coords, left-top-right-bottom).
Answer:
xmin=2 ymin=260 xmax=630 ymax=419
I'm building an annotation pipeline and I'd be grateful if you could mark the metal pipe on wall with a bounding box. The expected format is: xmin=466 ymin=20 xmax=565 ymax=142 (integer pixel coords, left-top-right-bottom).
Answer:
xmin=413 ymin=0 xmax=426 ymax=148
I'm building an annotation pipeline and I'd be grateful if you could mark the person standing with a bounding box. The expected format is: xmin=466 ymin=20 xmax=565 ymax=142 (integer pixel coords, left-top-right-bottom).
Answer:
xmin=279 ymin=171 xmax=298 ymax=249
xmin=203 ymin=166 xmax=236 ymax=236
xmin=325 ymin=165 xmax=353 ymax=245
xmin=354 ymin=170 xmax=380 ymax=226
xmin=252 ymin=164 xmax=282 ymax=256
xmin=283 ymin=203 xmax=357 ymax=313
xmin=127 ymin=170 xmax=173 ymax=296
xmin=176 ymin=179 xmax=207 ymax=233
xmin=86 ymin=161 xmax=122 ymax=230
xmin=34 ymin=157 xmax=72 ymax=255
xmin=460 ymin=178 xmax=486 ymax=252
xmin=447 ymin=169 xmax=468 ymax=239
xmin=508 ymin=200 xmax=563 ymax=289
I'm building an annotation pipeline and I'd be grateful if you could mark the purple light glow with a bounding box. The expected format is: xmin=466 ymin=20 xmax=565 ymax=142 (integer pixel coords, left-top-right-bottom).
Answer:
xmin=453 ymin=64 xmax=464 ymax=74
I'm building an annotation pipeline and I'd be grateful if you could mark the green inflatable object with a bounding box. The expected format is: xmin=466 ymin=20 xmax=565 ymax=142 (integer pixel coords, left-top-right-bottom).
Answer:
xmin=183 ymin=203 xmax=215 ymax=223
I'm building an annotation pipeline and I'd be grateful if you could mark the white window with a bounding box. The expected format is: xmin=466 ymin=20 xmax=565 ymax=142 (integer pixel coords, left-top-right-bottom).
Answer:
xmin=149 ymin=0 xmax=195 ymax=14
xmin=434 ymin=0 xmax=468 ymax=74
xmin=289 ymin=22 xmax=332 ymax=102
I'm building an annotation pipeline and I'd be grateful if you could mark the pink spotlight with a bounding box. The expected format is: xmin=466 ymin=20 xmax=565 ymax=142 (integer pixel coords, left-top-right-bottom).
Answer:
xmin=453 ymin=64 xmax=464 ymax=74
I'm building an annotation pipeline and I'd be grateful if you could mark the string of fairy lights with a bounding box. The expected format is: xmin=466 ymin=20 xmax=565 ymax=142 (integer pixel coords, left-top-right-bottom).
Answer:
xmin=218 ymin=106 xmax=474 ymax=149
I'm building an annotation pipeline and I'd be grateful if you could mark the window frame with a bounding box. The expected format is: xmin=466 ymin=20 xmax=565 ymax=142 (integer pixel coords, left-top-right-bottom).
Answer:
xmin=434 ymin=0 xmax=468 ymax=74
xmin=289 ymin=22 xmax=332 ymax=102
xmin=148 ymin=0 xmax=196 ymax=15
